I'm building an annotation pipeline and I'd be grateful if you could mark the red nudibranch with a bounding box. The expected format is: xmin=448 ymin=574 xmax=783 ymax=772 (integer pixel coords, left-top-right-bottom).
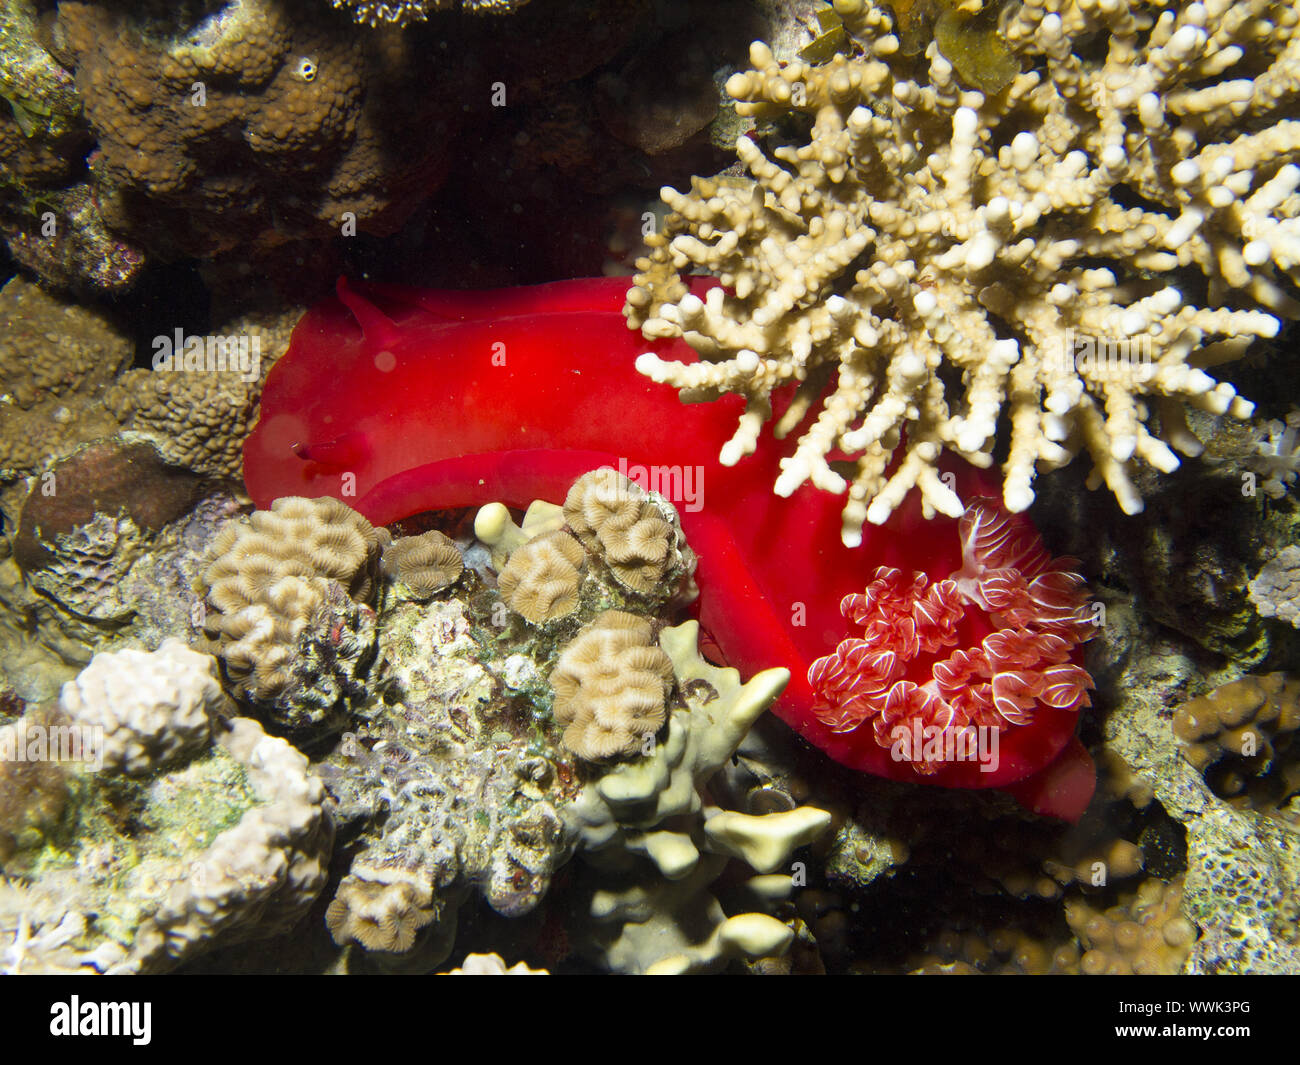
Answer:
xmin=243 ymin=275 xmax=1098 ymax=819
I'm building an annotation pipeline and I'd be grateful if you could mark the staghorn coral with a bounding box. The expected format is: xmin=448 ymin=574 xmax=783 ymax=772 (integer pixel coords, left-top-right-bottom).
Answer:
xmin=202 ymin=496 xmax=383 ymax=738
xmin=549 ymin=609 xmax=674 ymax=762
xmin=628 ymin=0 xmax=1300 ymax=544
xmin=564 ymin=620 xmax=832 ymax=974
xmin=57 ymin=639 xmax=227 ymax=777
xmin=1249 ymin=545 xmax=1300 ymax=627
xmin=382 ymin=529 xmax=464 ymax=600
xmin=562 ymin=467 xmax=697 ymax=601
xmin=496 ymin=529 xmax=585 ymax=623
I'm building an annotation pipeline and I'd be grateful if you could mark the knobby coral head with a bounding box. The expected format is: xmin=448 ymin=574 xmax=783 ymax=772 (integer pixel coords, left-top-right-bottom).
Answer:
xmin=806 ymin=499 xmax=1094 ymax=781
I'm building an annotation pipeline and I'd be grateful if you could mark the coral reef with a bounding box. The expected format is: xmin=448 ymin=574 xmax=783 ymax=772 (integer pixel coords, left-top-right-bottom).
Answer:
xmin=201 ymin=496 xmax=384 ymax=739
xmin=628 ymin=0 xmax=1299 ymax=543
xmin=549 ymin=609 xmax=674 ymax=762
xmin=0 ymin=647 xmax=330 ymax=973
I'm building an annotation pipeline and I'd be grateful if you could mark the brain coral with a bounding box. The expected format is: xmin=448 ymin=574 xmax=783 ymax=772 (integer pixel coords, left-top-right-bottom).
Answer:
xmin=202 ymin=496 xmax=383 ymax=736
xmin=57 ymin=638 xmax=227 ymax=777
xmin=549 ymin=609 xmax=675 ymax=762
xmin=381 ymin=530 xmax=464 ymax=599
xmin=562 ymin=468 xmax=697 ymax=601
xmin=497 ymin=529 xmax=586 ymax=623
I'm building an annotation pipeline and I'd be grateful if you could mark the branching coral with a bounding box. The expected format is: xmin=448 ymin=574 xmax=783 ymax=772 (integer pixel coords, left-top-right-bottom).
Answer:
xmin=627 ymin=0 xmax=1300 ymax=544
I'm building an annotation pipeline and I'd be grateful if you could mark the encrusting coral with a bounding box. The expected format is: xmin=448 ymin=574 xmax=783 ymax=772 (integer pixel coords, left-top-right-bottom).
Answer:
xmin=628 ymin=0 xmax=1300 ymax=545
xmin=0 ymin=646 xmax=330 ymax=974
xmin=549 ymin=609 xmax=675 ymax=762
xmin=201 ymin=496 xmax=384 ymax=738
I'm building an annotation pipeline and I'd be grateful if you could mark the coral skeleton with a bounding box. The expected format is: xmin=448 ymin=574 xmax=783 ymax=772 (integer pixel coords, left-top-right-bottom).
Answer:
xmin=627 ymin=0 xmax=1300 ymax=544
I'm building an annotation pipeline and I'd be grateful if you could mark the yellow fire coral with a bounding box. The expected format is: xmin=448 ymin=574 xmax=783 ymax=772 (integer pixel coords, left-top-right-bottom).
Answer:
xmin=628 ymin=0 xmax=1299 ymax=544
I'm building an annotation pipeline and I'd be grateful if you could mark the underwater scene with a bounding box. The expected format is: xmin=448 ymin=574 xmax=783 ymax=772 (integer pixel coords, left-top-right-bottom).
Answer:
xmin=0 ymin=0 xmax=1297 ymax=982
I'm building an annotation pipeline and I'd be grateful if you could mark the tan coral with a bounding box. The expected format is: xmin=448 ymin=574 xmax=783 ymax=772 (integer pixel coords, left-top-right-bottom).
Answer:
xmin=562 ymin=468 xmax=696 ymax=599
xmin=549 ymin=610 xmax=674 ymax=762
xmin=627 ymin=0 xmax=1299 ymax=544
xmin=326 ymin=860 xmax=438 ymax=954
xmin=382 ymin=530 xmax=464 ymax=599
xmin=0 ymin=276 xmax=131 ymax=482
xmin=1066 ymin=876 xmax=1199 ymax=975
xmin=1173 ymin=673 xmax=1300 ymax=819
xmin=203 ymin=496 xmax=383 ymax=702
xmin=497 ymin=529 xmax=585 ymax=623
xmin=105 ymin=311 xmax=297 ymax=478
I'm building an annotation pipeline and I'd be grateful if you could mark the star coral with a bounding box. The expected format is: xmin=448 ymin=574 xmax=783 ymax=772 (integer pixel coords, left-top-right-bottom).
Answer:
xmin=807 ymin=498 xmax=1094 ymax=778
xmin=627 ymin=0 xmax=1300 ymax=545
